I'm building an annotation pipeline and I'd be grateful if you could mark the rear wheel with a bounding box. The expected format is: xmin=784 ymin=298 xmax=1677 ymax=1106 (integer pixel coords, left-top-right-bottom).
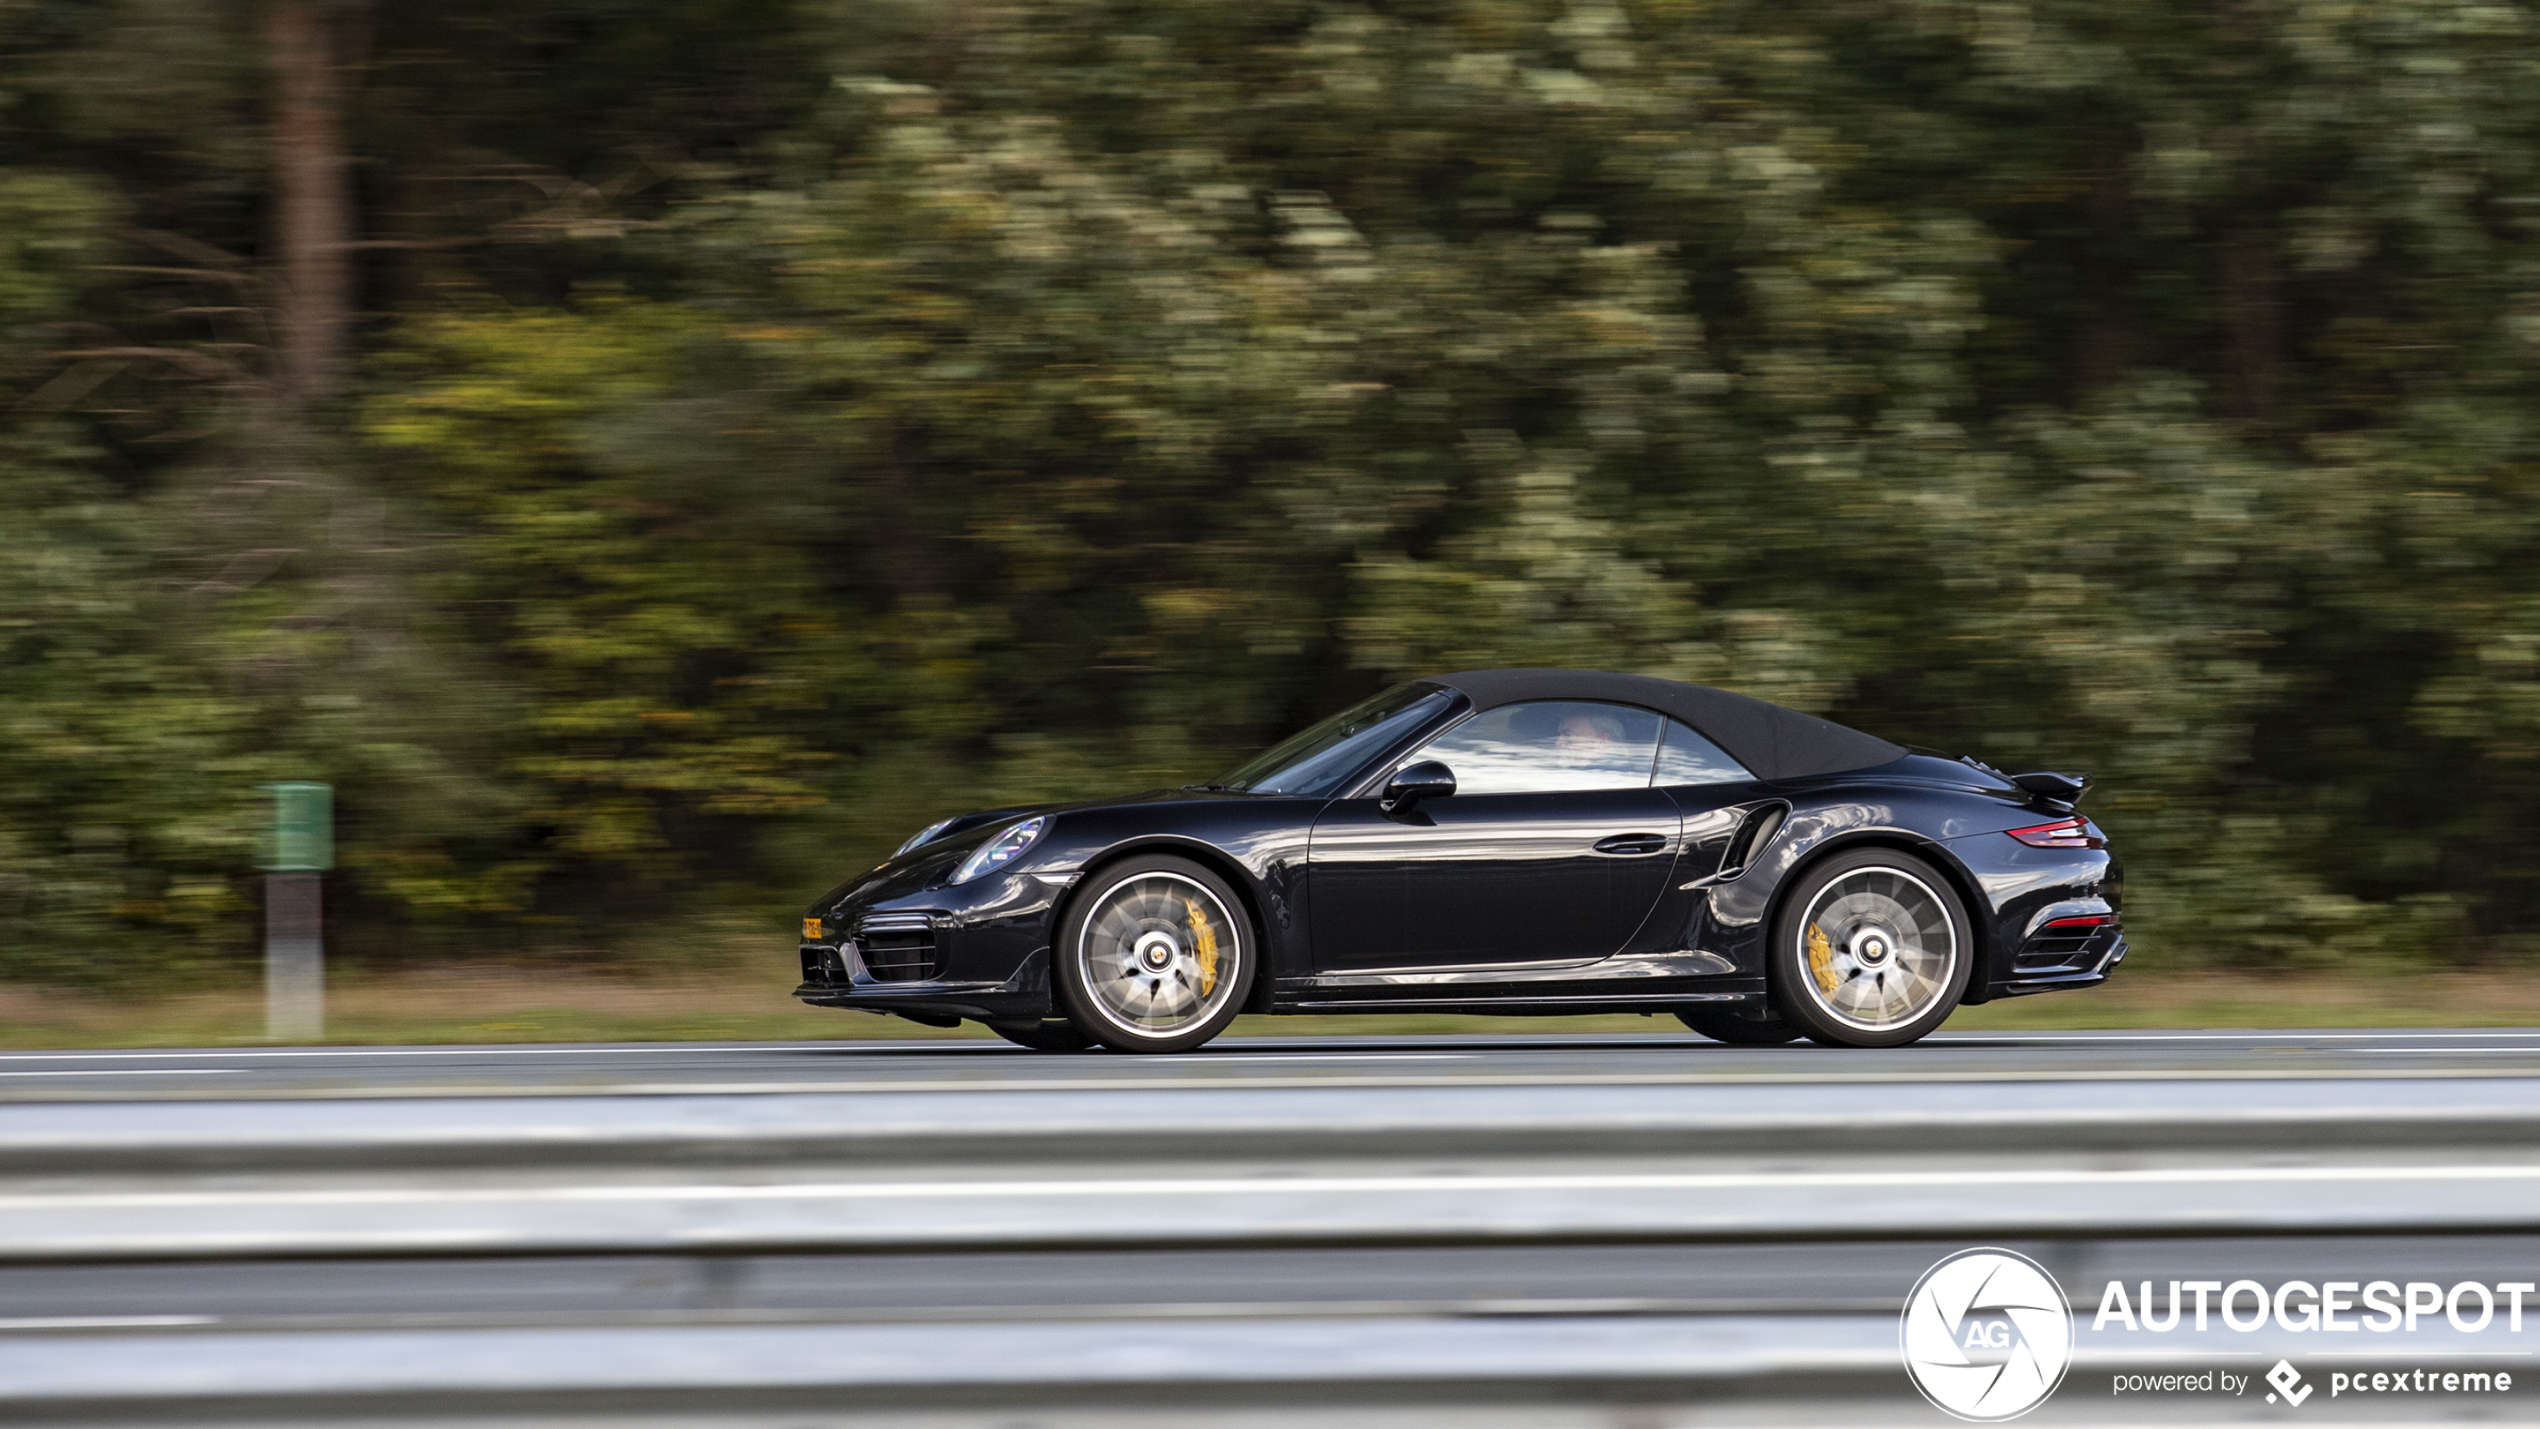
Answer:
xmin=1055 ymin=854 xmax=1255 ymax=1054
xmin=1676 ymin=1004 xmax=1804 ymax=1045
xmin=985 ymin=1019 xmax=1096 ymax=1052
xmin=1769 ymin=848 xmax=1971 ymax=1048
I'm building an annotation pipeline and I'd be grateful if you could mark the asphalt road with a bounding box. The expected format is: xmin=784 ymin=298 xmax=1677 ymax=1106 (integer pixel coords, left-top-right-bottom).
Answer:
xmin=7 ymin=1026 xmax=2540 ymax=1100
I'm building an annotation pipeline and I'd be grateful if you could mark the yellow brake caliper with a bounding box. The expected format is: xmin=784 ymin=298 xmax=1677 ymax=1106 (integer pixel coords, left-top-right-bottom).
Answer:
xmin=1805 ymin=922 xmax=1840 ymax=993
xmin=1185 ymin=899 xmax=1220 ymax=996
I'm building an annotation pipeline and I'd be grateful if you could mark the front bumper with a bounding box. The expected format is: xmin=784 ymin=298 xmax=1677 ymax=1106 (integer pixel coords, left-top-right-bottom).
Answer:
xmin=792 ymin=870 xmax=1068 ymax=1023
xmin=793 ymin=940 xmax=1055 ymax=1022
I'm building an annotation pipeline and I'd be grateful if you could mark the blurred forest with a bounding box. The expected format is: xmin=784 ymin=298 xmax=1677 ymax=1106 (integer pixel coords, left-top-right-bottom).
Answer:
xmin=4 ymin=0 xmax=2539 ymax=981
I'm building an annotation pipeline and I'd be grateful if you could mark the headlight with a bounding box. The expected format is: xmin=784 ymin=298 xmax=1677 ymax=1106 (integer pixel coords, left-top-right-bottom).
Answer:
xmin=949 ymin=817 xmax=1046 ymax=884
xmin=896 ymin=817 xmax=958 ymax=857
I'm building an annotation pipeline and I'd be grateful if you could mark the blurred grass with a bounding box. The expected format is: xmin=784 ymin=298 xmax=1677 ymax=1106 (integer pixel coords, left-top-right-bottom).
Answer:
xmin=3 ymin=964 xmax=2537 ymax=1048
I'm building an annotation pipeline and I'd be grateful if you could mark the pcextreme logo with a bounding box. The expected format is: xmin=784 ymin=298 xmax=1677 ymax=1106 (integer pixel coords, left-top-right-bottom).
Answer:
xmin=1903 ymin=1248 xmax=2076 ymax=1421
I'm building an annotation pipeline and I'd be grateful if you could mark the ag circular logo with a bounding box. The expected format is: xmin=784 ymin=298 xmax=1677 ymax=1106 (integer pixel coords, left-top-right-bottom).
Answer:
xmin=1901 ymin=1247 xmax=2074 ymax=1421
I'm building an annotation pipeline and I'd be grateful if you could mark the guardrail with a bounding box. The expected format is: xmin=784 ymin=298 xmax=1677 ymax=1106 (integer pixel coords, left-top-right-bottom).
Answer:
xmin=6 ymin=1075 xmax=2540 ymax=1424
xmin=12 ymin=1074 xmax=2540 ymax=1168
xmin=4 ymin=1079 xmax=2540 ymax=1261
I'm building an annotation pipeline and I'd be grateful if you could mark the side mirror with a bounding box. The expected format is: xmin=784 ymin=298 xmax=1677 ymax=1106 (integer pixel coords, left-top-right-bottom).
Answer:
xmin=1382 ymin=760 xmax=1457 ymax=814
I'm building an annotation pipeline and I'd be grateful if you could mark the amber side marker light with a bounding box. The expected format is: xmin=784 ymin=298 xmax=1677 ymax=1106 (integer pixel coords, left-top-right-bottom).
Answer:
xmin=2006 ymin=817 xmax=2106 ymax=850
xmin=802 ymin=917 xmax=823 ymax=940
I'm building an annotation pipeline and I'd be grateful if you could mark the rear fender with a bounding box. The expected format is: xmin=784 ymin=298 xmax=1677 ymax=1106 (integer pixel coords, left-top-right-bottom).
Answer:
xmin=1704 ymin=798 xmax=2006 ymax=1000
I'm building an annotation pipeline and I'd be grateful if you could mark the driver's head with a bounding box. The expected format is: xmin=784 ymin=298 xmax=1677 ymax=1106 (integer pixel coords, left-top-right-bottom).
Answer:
xmin=1555 ymin=712 xmax=1621 ymax=757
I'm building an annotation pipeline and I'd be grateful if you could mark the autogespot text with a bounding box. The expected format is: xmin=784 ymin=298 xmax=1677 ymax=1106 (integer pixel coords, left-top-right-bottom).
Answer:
xmin=2094 ymin=1278 xmax=2536 ymax=1334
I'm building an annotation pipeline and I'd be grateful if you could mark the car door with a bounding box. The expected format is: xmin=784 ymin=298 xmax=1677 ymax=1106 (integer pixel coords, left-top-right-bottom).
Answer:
xmin=1307 ymin=700 xmax=1683 ymax=971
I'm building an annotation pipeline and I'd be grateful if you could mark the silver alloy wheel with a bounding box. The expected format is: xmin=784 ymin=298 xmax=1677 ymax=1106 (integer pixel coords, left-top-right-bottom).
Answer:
xmin=1074 ymin=871 xmax=1242 ymax=1040
xmin=1793 ymin=864 xmax=1959 ymax=1032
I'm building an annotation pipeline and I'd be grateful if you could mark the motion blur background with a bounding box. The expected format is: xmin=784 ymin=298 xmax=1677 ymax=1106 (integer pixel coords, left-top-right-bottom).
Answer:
xmin=3 ymin=0 xmax=2534 ymax=991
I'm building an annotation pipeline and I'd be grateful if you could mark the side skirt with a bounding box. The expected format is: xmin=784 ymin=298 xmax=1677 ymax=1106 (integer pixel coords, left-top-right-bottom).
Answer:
xmin=1274 ymin=986 xmax=1765 ymax=1016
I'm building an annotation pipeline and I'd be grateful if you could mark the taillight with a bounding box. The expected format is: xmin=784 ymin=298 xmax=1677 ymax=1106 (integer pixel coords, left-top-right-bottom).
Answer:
xmin=2007 ymin=817 xmax=2105 ymax=849
xmin=2042 ymin=914 xmax=2111 ymax=929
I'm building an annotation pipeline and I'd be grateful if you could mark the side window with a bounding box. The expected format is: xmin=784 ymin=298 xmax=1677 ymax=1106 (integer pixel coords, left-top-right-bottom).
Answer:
xmin=1655 ymin=718 xmax=1753 ymax=786
xmin=1410 ymin=701 xmax=1662 ymax=795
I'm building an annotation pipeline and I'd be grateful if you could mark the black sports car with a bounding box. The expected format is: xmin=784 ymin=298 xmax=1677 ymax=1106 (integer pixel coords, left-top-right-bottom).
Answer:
xmin=795 ymin=669 xmax=2121 ymax=1051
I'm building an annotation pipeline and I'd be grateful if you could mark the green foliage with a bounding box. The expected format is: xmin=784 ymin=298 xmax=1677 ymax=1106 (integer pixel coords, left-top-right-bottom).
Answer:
xmin=0 ymin=427 xmax=267 ymax=978
xmin=360 ymin=305 xmax=854 ymax=916
xmin=0 ymin=169 xmax=260 ymax=976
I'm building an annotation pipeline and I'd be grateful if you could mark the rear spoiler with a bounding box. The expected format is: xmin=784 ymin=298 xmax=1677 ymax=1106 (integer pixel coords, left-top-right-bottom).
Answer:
xmin=2010 ymin=769 xmax=2090 ymax=812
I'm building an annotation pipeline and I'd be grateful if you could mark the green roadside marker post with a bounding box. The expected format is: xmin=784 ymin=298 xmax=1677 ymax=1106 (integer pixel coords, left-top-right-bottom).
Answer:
xmin=258 ymin=782 xmax=332 ymax=1041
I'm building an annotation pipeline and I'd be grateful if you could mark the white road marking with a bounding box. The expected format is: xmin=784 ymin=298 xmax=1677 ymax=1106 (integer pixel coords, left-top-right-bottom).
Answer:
xmin=0 ymin=1316 xmax=216 ymax=1330
xmin=2357 ymin=1048 xmax=2540 ymax=1055
xmin=2 ymin=1029 xmax=2535 ymax=1067
xmin=1931 ymin=1031 xmax=2540 ymax=1042
xmin=0 ymin=1048 xmax=1463 ymax=1065
xmin=0 ymin=1076 xmax=234 ymax=1086
xmin=15 ymin=1064 xmax=2540 ymax=1101
xmin=7 ymin=1162 xmax=2540 ymax=1212
xmin=0 ymin=1045 xmax=857 ymax=1062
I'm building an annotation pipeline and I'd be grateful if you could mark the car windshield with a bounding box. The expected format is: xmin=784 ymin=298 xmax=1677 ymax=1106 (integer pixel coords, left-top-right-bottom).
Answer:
xmin=1212 ymin=684 xmax=1456 ymax=796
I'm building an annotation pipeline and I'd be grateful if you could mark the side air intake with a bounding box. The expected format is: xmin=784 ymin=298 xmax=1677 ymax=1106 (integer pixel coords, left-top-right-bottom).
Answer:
xmin=1722 ymin=804 xmax=1789 ymax=877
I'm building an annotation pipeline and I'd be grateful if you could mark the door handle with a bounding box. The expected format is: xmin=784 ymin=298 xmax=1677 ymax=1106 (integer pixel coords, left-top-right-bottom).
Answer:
xmin=1592 ymin=833 xmax=1670 ymax=856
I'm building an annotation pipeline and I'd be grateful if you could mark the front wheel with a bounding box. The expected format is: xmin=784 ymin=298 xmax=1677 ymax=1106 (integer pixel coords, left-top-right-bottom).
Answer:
xmin=1769 ymin=848 xmax=1971 ymax=1048
xmin=1055 ymin=854 xmax=1256 ymax=1054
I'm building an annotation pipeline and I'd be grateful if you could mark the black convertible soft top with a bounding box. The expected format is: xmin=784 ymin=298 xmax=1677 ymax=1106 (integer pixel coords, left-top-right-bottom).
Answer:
xmin=1426 ymin=668 xmax=1907 ymax=783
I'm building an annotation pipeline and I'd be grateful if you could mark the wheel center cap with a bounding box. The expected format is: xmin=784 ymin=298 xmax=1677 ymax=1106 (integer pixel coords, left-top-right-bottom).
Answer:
xmin=1852 ymin=930 xmax=1893 ymax=966
xmin=1135 ymin=932 xmax=1179 ymax=972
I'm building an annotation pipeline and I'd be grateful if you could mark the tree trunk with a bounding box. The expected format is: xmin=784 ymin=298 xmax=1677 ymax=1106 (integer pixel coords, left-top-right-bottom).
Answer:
xmin=2073 ymin=147 xmax=2136 ymax=406
xmin=265 ymin=0 xmax=353 ymax=412
xmin=2221 ymin=225 xmax=2280 ymax=426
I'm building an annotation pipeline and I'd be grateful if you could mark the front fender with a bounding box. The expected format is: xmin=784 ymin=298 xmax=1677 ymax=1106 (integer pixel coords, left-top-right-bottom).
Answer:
xmin=1021 ymin=803 xmax=1320 ymax=987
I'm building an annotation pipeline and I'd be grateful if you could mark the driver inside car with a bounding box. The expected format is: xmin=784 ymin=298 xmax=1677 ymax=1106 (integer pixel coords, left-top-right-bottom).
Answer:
xmin=1554 ymin=710 xmax=1624 ymax=763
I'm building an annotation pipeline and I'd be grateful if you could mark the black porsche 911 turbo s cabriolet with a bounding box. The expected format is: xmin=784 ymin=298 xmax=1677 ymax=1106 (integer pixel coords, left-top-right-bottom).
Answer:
xmin=795 ymin=669 xmax=2121 ymax=1052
